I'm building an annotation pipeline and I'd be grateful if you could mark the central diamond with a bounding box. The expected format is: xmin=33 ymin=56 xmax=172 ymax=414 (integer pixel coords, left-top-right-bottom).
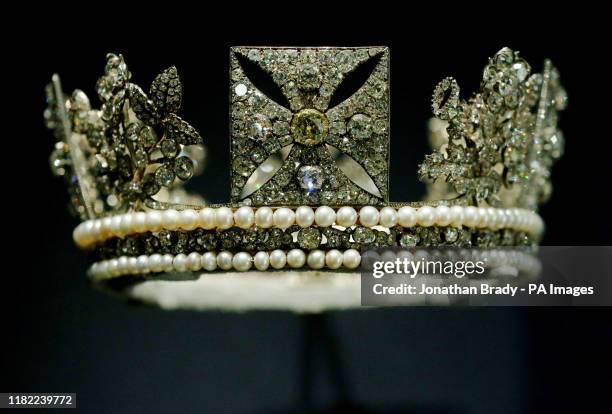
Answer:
xmin=290 ymin=109 xmax=329 ymax=146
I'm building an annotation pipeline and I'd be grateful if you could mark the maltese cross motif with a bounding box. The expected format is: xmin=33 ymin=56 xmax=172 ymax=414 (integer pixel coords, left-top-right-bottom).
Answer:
xmin=229 ymin=47 xmax=390 ymax=206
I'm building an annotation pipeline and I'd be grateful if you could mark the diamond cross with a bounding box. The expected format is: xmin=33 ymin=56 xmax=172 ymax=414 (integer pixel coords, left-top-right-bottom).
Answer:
xmin=229 ymin=46 xmax=390 ymax=206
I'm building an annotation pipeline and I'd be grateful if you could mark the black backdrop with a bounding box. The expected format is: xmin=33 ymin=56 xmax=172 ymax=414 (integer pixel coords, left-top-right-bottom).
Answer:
xmin=3 ymin=8 xmax=611 ymax=414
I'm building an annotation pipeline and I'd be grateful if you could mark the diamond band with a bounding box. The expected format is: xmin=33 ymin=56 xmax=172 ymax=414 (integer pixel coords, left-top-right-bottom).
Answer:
xmin=91 ymin=227 xmax=535 ymax=264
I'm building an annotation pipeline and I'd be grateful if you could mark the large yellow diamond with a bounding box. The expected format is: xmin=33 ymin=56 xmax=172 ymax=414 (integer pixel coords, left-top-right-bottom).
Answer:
xmin=290 ymin=108 xmax=329 ymax=146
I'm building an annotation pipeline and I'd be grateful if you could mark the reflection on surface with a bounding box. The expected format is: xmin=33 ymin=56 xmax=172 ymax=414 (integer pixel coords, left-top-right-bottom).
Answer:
xmin=259 ymin=314 xmax=465 ymax=414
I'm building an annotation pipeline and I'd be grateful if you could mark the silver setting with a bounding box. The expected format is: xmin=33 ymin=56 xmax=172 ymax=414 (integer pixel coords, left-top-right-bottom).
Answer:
xmin=44 ymin=54 xmax=205 ymax=218
xmin=419 ymin=47 xmax=566 ymax=210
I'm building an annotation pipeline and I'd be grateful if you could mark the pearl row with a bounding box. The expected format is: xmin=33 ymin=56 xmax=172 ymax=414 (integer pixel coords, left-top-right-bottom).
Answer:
xmin=74 ymin=205 xmax=544 ymax=248
xmin=88 ymin=248 xmax=363 ymax=280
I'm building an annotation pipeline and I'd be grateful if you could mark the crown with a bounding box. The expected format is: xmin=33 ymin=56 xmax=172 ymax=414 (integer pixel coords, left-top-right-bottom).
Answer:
xmin=45 ymin=47 xmax=565 ymax=282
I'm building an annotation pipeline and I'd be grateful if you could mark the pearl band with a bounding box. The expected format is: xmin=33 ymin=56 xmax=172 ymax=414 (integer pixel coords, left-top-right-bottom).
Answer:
xmin=88 ymin=248 xmax=363 ymax=280
xmin=89 ymin=245 xmax=541 ymax=282
xmin=74 ymin=205 xmax=543 ymax=249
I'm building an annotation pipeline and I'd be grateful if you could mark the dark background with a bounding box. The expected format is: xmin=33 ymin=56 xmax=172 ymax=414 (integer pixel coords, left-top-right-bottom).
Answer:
xmin=3 ymin=9 xmax=611 ymax=414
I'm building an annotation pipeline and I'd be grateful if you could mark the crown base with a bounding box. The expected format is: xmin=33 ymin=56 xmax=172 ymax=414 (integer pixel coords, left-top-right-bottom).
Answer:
xmin=90 ymin=247 xmax=540 ymax=313
xmin=112 ymin=270 xmax=362 ymax=313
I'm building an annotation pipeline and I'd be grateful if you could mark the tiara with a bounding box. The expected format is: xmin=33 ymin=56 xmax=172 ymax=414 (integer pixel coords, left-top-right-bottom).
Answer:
xmin=45 ymin=47 xmax=565 ymax=282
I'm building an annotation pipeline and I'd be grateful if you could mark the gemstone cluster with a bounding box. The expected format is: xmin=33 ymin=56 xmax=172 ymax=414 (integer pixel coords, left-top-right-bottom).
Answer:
xmin=419 ymin=47 xmax=566 ymax=210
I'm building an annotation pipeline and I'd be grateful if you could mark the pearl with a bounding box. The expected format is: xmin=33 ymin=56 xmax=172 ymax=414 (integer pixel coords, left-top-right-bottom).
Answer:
xmin=128 ymin=257 xmax=139 ymax=274
xmin=343 ymin=249 xmax=361 ymax=269
xmin=161 ymin=254 xmax=174 ymax=272
xmin=416 ymin=206 xmax=436 ymax=227
xmin=287 ymin=249 xmax=306 ymax=268
xmin=111 ymin=255 xmax=125 ymax=276
xmin=449 ymin=206 xmax=464 ymax=227
xmin=108 ymin=258 xmax=118 ymax=276
xmin=232 ymin=252 xmax=252 ymax=271
xmin=137 ymin=255 xmax=150 ymax=274
xmin=525 ymin=213 xmax=534 ymax=232
xmin=253 ymin=252 xmax=270 ymax=271
xmin=398 ymin=206 xmax=417 ymax=227
xmin=434 ymin=205 xmax=451 ymax=227
xmin=146 ymin=210 xmax=163 ymax=232
xmin=162 ymin=209 xmax=181 ymax=230
xmin=359 ymin=206 xmax=380 ymax=227
xmin=503 ymin=209 xmax=514 ymax=228
xmin=512 ymin=209 xmax=521 ymax=228
xmin=514 ymin=208 xmax=525 ymax=230
xmin=100 ymin=217 xmax=113 ymax=238
xmin=314 ymin=206 xmax=336 ymax=227
xmin=198 ymin=207 xmax=216 ymax=230
xmin=132 ymin=212 xmax=147 ymax=233
xmin=215 ymin=207 xmax=234 ymax=230
xmin=89 ymin=262 xmax=100 ymax=277
xmin=295 ymin=206 xmax=315 ymax=227
xmin=216 ymin=251 xmax=233 ymax=270
xmin=255 ymin=207 xmax=274 ymax=228
xmin=186 ymin=252 xmax=202 ymax=271
xmin=234 ymin=206 xmax=255 ymax=229
xmin=95 ymin=261 xmax=107 ymax=277
xmin=523 ymin=210 xmax=532 ymax=228
xmin=82 ymin=222 xmax=95 ymax=245
xmin=486 ymin=208 xmax=499 ymax=229
xmin=95 ymin=261 xmax=106 ymax=277
xmin=119 ymin=215 xmax=133 ymax=235
xmin=109 ymin=259 xmax=120 ymax=276
xmin=117 ymin=257 xmax=129 ymax=274
xmin=93 ymin=220 xmax=102 ymax=241
xmin=82 ymin=222 xmax=96 ymax=243
xmin=307 ymin=250 xmax=326 ymax=269
xmin=336 ymin=206 xmax=357 ymax=227
xmin=149 ymin=254 xmax=163 ymax=273
xmin=73 ymin=223 xmax=86 ymax=245
xmin=497 ymin=209 xmax=508 ymax=228
xmin=502 ymin=209 xmax=513 ymax=228
xmin=82 ymin=221 xmax=96 ymax=244
xmin=273 ymin=208 xmax=295 ymax=229
xmin=97 ymin=260 xmax=108 ymax=277
xmin=173 ymin=254 xmax=188 ymax=272
xmin=476 ymin=208 xmax=489 ymax=228
xmin=103 ymin=261 xmax=113 ymax=277
xmin=269 ymin=250 xmax=287 ymax=269
xmin=511 ymin=210 xmax=521 ymax=229
xmin=201 ymin=252 xmax=218 ymax=271
xmin=325 ymin=249 xmax=343 ymax=269
xmin=110 ymin=216 xmax=123 ymax=236
xmin=102 ymin=262 xmax=111 ymax=277
xmin=98 ymin=257 xmax=116 ymax=277
xmin=86 ymin=220 xmax=98 ymax=243
xmin=179 ymin=209 xmax=199 ymax=230
xmin=526 ymin=212 xmax=533 ymax=228
xmin=379 ymin=207 xmax=398 ymax=227
xmin=535 ymin=216 xmax=544 ymax=235
xmin=463 ymin=206 xmax=479 ymax=227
